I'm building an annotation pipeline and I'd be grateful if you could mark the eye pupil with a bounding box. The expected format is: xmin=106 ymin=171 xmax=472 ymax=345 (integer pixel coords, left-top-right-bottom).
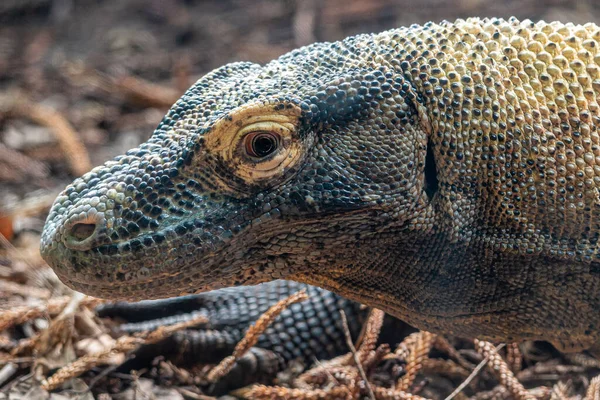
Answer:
xmin=254 ymin=136 xmax=275 ymax=156
xmin=248 ymin=133 xmax=278 ymax=158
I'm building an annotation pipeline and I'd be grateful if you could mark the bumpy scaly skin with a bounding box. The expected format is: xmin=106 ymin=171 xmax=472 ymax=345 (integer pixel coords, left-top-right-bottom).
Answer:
xmin=98 ymin=281 xmax=368 ymax=394
xmin=98 ymin=281 xmax=366 ymax=364
xmin=41 ymin=17 xmax=600 ymax=353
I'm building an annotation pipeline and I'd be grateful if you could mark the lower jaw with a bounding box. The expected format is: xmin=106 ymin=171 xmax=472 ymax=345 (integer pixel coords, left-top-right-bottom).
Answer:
xmin=56 ymin=274 xmax=170 ymax=301
xmin=56 ymin=270 xmax=228 ymax=301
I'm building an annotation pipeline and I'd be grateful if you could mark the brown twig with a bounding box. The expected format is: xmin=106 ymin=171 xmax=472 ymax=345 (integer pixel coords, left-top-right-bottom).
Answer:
xmin=396 ymin=331 xmax=436 ymax=392
xmin=467 ymin=385 xmax=509 ymax=400
xmin=434 ymin=337 xmax=475 ymax=370
xmin=392 ymin=332 xmax=422 ymax=360
xmin=293 ymin=0 xmax=317 ymax=47
xmin=422 ymin=359 xmax=470 ymax=380
xmin=340 ymin=309 xmax=375 ymax=400
xmin=505 ymin=343 xmax=522 ymax=373
xmin=172 ymin=54 xmax=192 ymax=93
xmin=356 ymin=308 xmax=385 ymax=363
xmin=206 ymin=289 xmax=309 ymax=382
xmin=475 ymin=340 xmax=533 ymax=400
xmin=0 ymin=295 xmax=104 ymax=332
xmin=295 ymin=358 xmax=354 ymax=389
xmin=362 ymin=344 xmax=391 ymax=372
xmin=243 ymin=384 xmax=352 ymax=400
xmin=564 ymin=352 xmax=600 ymax=369
xmin=41 ymin=314 xmax=207 ymax=391
xmin=516 ymin=362 xmax=586 ymax=383
xmin=372 ymin=386 xmax=431 ymax=400
xmin=445 ymin=344 xmax=504 ymax=400
xmin=550 ymin=381 xmax=572 ymax=399
xmin=11 ymin=293 xmax=85 ymax=357
xmin=177 ymin=386 xmax=217 ymax=400
xmin=587 ymin=375 xmax=600 ymax=400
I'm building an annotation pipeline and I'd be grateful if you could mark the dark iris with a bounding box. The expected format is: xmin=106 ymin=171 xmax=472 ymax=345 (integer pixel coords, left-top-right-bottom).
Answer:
xmin=245 ymin=132 xmax=279 ymax=158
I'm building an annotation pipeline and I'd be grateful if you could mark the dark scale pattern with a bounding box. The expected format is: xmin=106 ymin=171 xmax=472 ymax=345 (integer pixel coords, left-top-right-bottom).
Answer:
xmin=98 ymin=281 xmax=366 ymax=366
xmin=42 ymin=17 xmax=600 ymax=353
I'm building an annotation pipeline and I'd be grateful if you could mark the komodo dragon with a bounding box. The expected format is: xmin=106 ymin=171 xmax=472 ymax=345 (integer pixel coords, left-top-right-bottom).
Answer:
xmin=41 ymin=17 xmax=600 ymax=354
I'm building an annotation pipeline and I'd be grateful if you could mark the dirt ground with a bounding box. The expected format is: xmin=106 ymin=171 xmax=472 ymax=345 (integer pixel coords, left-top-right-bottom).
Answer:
xmin=2 ymin=0 xmax=600 ymax=399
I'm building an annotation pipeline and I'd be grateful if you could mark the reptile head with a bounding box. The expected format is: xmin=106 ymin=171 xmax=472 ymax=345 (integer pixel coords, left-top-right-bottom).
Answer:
xmin=41 ymin=33 xmax=433 ymax=300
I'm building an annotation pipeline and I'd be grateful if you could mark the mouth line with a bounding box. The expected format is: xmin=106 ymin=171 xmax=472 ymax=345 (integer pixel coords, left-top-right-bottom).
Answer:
xmin=57 ymin=271 xmax=233 ymax=301
xmin=55 ymin=267 xmax=186 ymax=289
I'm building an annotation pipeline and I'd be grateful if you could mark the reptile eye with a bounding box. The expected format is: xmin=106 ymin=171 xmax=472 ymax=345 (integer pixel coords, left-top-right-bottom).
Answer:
xmin=206 ymin=103 xmax=303 ymax=182
xmin=244 ymin=132 xmax=280 ymax=158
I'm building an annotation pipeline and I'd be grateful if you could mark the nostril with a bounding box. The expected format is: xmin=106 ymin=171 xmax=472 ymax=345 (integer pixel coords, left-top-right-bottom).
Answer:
xmin=62 ymin=215 xmax=105 ymax=251
xmin=63 ymin=218 xmax=100 ymax=250
xmin=61 ymin=214 xmax=106 ymax=251
xmin=69 ymin=223 xmax=97 ymax=241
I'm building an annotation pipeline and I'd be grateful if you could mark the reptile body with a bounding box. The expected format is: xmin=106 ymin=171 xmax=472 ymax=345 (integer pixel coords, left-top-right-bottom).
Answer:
xmin=41 ymin=17 xmax=600 ymax=353
xmin=97 ymin=281 xmax=369 ymax=394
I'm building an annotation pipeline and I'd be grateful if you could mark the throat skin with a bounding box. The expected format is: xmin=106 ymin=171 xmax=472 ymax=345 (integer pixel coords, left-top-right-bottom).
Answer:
xmin=293 ymin=230 xmax=600 ymax=353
